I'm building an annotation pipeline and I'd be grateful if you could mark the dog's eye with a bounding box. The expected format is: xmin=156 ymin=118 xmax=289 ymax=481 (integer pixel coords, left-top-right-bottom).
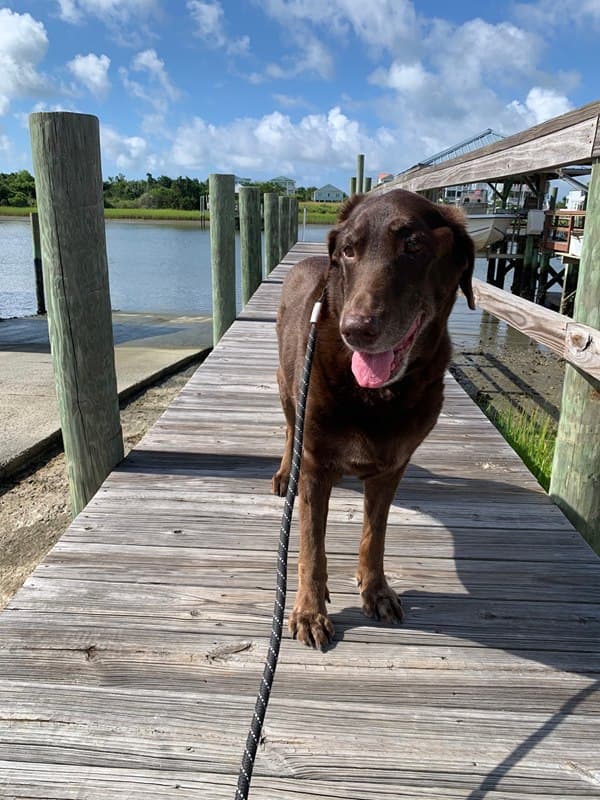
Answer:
xmin=342 ymin=244 xmax=355 ymax=259
xmin=405 ymin=235 xmax=421 ymax=254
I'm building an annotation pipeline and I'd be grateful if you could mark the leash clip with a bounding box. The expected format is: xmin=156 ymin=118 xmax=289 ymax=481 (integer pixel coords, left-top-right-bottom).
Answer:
xmin=310 ymin=300 xmax=323 ymax=324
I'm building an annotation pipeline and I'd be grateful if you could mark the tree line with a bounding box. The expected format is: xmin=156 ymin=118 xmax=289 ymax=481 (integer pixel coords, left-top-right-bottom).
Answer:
xmin=0 ymin=170 xmax=319 ymax=209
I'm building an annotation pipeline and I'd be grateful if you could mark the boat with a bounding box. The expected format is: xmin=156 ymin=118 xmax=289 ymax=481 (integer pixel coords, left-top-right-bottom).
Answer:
xmin=466 ymin=212 xmax=514 ymax=253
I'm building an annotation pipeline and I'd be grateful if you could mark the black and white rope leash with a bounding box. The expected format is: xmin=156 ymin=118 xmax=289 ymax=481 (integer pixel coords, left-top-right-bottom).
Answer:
xmin=234 ymin=295 xmax=323 ymax=800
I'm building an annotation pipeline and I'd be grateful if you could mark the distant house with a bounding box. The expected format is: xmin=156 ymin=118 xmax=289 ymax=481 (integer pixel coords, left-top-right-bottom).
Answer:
xmin=313 ymin=184 xmax=346 ymax=202
xmin=234 ymin=176 xmax=252 ymax=193
xmin=270 ymin=176 xmax=296 ymax=195
xmin=377 ymin=173 xmax=394 ymax=185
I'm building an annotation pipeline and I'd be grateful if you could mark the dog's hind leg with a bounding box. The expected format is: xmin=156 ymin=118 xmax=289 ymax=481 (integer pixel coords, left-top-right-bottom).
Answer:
xmin=356 ymin=466 xmax=406 ymax=624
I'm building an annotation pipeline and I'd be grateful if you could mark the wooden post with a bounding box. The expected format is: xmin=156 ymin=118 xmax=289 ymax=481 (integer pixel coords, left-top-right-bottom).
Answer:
xmin=536 ymin=187 xmax=557 ymax=304
xmin=264 ymin=193 xmax=279 ymax=275
xmin=357 ymin=154 xmax=365 ymax=194
xmin=550 ymin=159 xmax=600 ymax=547
xmin=350 ymin=177 xmax=357 ymax=196
xmin=29 ymin=111 xmax=123 ymax=516
xmin=289 ymin=197 xmax=298 ymax=249
xmin=239 ymin=186 xmax=262 ymax=305
xmin=209 ymin=173 xmax=236 ymax=343
xmin=278 ymin=195 xmax=290 ymax=259
xmin=30 ymin=211 xmax=45 ymax=315
xmin=364 ymin=177 xmax=372 ymax=193
xmin=521 ymin=235 xmax=538 ymax=300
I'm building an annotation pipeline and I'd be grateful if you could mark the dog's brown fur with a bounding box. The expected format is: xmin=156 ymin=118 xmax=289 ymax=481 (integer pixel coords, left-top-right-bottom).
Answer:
xmin=273 ymin=189 xmax=474 ymax=648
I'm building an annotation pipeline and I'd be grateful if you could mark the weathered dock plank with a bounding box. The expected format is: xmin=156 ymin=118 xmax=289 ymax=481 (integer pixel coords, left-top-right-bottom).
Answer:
xmin=1 ymin=243 xmax=599 ymax=798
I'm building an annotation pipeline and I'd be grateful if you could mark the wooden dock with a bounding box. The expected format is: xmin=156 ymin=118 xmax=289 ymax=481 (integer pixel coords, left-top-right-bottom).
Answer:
xmin=1 ymin=243 xmax=600 ymax=798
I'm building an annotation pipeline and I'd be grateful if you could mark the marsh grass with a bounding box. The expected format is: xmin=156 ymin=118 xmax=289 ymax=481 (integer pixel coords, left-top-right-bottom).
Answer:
xmin=0 ymin=206 xmax=33 ymax=216
xmin=485 ymin=403 xmax=557 ymax=490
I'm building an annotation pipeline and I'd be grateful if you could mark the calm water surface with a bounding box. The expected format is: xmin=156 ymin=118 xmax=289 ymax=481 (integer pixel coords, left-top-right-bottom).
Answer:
xmin=0 ymin=218 xmax=330 ymax=318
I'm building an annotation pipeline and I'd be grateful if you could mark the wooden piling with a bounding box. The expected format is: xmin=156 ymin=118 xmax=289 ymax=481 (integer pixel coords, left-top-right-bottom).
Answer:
xmin=264 ymin=193 xmax=279 ymax=275
xmin=30 ymin=211 xmax=45 ymax=315
xmin=209 ymin=174 xmax=236 ymax=343
xmin=357 ymin=154 xmax=365 ymax=194
xmin=536 ymin=187 xmax=557 ymax=304
xmin=29 ymin=111 xmax=123 ymax=516
xmin=350 ymin=177 xmax=357 ymax=196
xmin=364 ymin=176 xmax=372 ymax=193
xmin=550 ymin=159 xmax=600 ymax=547
xmin=289 ymin=197 xmax=298 ymax=248
xmin=278 ymin=195 xmax=290 ymax=259
xmin=239 ymin=186 xmax=262 ymax=305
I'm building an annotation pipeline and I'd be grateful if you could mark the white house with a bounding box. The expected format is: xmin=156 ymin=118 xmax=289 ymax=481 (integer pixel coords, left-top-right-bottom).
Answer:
xmin=313 ymin=184 xmax=346 ymax=202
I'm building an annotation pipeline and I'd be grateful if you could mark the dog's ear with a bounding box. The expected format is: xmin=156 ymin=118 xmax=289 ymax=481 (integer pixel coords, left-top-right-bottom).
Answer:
xmin=433 ymin=205 xmax=475 ymax=310
xmin=337 ymin=193 xmax=365 ymax=222
xmin=328 ymin=193 xmax=366 ymax=262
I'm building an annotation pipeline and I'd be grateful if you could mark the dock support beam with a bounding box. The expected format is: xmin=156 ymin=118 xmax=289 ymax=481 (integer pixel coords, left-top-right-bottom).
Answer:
xmin=289 ymin=197 xmax=298 ymax=249
xmin=30 ymin=211 xmax=45 ymax=315
xmin=550 ymin=159 xmax=600 ymax=547
xmin=278 ymin=195 xmax=290 ymax=260
xmin=357 ymin=154 xmax=365 ymax=194
xmin=209 ymin=173 xmax=236 ymax=343
xmin=264 ymin=193 xmax=279 ymax=275
xmin=239 ymin=186 xmax=262 ymax=305
xmin=29 ymin=111 xmax=123 ymax=516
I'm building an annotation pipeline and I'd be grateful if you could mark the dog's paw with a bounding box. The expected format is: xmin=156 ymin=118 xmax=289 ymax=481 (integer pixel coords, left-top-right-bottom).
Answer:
xmin=358 ymin=580 xmax=403 ymax=624
xmin=289 ymin=608 xmax=335 ymax=649
xmin=272 ymin=469 xmax=289 ymax=497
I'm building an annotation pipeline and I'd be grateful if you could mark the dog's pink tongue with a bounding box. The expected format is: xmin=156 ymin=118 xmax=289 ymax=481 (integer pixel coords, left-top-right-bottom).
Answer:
xmin=351 ymin=349 xmax=394 ymax=388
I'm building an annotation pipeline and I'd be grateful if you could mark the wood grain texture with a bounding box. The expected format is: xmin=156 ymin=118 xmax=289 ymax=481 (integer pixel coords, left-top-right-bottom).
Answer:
xmin=1 ymin=243 xmax=600 ymax=798
xmin=372 ymin=102 xmax=600 ymax=192
xmin=471 ymin=278 xmax=600 ymax=379
xmin=28 ymin=111 xmax=123 ymax=515
xmin=550 ymin=159 xmax=600 ymax=546
xmin=239 ymin=186 xmax=262 ymax=305
xmin=209 ymin=174 xmax=236 ymax=343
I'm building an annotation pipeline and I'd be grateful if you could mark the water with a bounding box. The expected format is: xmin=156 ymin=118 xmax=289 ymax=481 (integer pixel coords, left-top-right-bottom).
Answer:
xmin=0 ymin=217 xmax=330 ymax=319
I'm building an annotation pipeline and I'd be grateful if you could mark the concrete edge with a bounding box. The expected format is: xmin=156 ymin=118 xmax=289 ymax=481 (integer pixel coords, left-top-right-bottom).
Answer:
xmin=0 ymin=347 xmax=211 ymax=483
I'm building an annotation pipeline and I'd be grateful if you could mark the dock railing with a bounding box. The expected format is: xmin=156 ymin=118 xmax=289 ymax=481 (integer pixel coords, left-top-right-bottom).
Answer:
xmin=471 ymin=160 xmax=600 ymax=545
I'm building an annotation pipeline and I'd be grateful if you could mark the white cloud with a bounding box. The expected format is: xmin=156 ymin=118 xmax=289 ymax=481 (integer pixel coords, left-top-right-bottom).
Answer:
xmin=187 ymin=0 xmax=250 ymax=55
xmin=120 ymin=49 xmax=180 ymax=113
xmin=131 ymin=49 xmax=180 ymax=102
xmin=264 ymin=28 xmax=334 ymax=80
xmin=513 ymin=0 xmax=600 ymax=30
xmin=67 ymin=53 xmax=111 ymax=98
xmin=171 ymin=106 xmax=394 ymax=179
xmin=101 ymin=124 xmax=161 ymax=172
xmin=57 ymin=0 xmax=159 ymax=25
xmin=508 ymin=87 xmax=573 ymax=126
xmin=0 ymin=9 xmax=50 ymax=115
xmin=370 ymin=61 xmax=430 ymax=93
xmin=258 ymin=0 xmax=419 ymax=53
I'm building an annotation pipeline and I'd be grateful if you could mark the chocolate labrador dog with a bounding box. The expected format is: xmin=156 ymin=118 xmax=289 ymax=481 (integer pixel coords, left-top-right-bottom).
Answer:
xmin=273 ymin=189 xmax=474 ymax=648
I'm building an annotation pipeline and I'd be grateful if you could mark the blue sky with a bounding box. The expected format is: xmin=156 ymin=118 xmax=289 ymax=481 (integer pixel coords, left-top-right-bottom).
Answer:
xmin=1 ymin=0 xmax=599 ymax=190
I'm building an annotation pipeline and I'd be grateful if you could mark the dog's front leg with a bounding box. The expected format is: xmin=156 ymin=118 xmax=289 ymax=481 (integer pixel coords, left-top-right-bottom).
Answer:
xmin=289 ymin=467 xmax=334 ymax=648
xmin=356 ymin=467 xmax=406 ymax=624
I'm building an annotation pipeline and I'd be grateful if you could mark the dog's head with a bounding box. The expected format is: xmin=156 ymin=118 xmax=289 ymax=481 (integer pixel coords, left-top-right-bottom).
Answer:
xmin=327 ymin=189 xmax=475 ymax=389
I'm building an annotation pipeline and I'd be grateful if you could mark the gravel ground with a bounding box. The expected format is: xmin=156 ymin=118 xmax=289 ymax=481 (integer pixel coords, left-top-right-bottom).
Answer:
xmin=0 ymin=361 xmax=201 ymax=610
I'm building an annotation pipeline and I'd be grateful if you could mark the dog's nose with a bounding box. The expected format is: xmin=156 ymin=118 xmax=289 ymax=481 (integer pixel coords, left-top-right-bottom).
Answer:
xmin=341 ymin=312 xmax=381 ymax=346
